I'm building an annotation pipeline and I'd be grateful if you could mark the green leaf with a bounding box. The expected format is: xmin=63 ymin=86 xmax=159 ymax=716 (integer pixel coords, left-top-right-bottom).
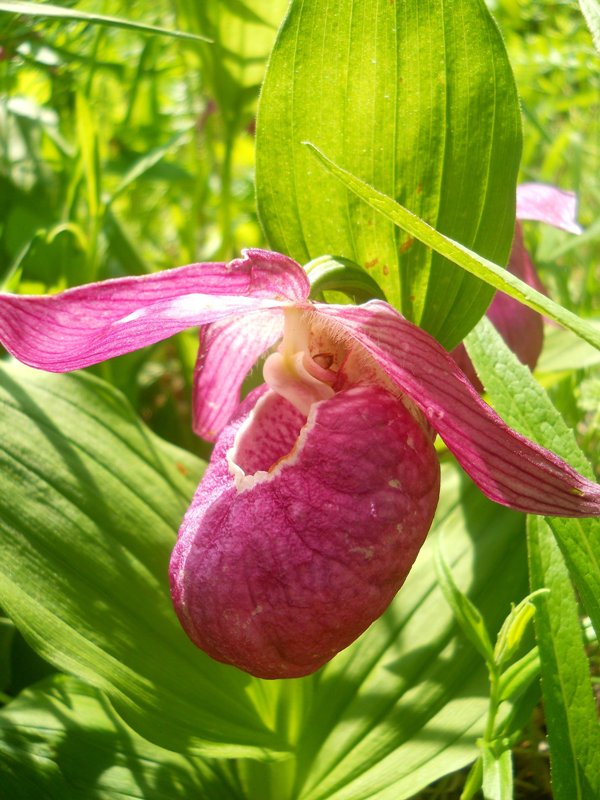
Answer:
xmin=0 ymin=674 xmax=243 ymax=799
xmin=0 ymin=0 xmax=211 ymax=42
xmin=481 ymin=746 xmax=513 ymax=800
xmin=0 ymin=361 xmax=291 ymax=759
xmin=434 ymin=544 xmax=495 ymax=667
xmin=465 ymin=318 xmax=600 ymax=637
xmin=0 ymin=618 xmax=15 ymax=693
xmin=256 ymin=0 xmax=521 ymax=349
xmin=465 ymin=319 xmax=600 ymax=798
xmin=461 ymin=757 xmax=483 ymax=800
xmin=76 ymin=94 xmax=100 ymax=224
xmin=306 ymin=144 xmax=600 ymax=352
xmin=497 ymin=648 xmax=540 ymax=705
xmin=579 ymin=0 xmax=600 ymax=53
xmin=537 ymin=324 xmax=600 ymax=374
xmin=527 ymin=516 xmax=600 ymax=800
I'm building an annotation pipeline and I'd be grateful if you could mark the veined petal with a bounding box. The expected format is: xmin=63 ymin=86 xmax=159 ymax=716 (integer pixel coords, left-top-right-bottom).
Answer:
xmin=236 ymin=248 xmax=310 ymax=300
xmin=451 ymin=224 xmax=545 ymax=389
xmin=516 ymin=183 xmax=582 ymax=234
xmin=0 ymin=249 xmax=308 ymax=372
xmin=193 ymin=310 xmax=284 ymax=441
xmin=170 ymin=384 xmax=440 ymax=679
xmin=484 ymin=225 xmax=544 ymax=371
xmin=507 ymin=223 xmax=547 ymax=295
xmin=319 ymin=301 xmax=600 ymax=517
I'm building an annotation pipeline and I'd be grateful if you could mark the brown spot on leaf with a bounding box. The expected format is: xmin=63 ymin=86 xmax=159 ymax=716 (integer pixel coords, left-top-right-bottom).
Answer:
xmin=400 ymin=238 xmax=414 ymax=254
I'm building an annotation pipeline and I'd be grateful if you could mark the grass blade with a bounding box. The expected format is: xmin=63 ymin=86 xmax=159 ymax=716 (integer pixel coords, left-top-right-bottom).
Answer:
xmin=0 ymin=0 xmax=211 ymax=42
xmin=306 ymin=143 xmax=600 ymax=351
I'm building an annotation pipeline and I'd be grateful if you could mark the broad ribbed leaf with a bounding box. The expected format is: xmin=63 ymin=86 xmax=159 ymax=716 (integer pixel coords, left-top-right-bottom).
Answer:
xmin=0 ymin=361 xmax=290 ymax=759
xmin=0 ymin=674 xmax=244 ymax=799
xmin=256 ymin=0 xmax=521 ymax=349
xmin=465 ymin=318 xmax=600 ymax=636
xmin=466 ymin=320 xmax=600 ymax=798
xmin=527 ymin=517 xmax=600 ymax=800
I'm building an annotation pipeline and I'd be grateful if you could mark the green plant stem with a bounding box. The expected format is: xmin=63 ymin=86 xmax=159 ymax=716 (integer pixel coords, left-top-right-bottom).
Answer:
xmin=484 ymin=665 xmax=502 ymax=744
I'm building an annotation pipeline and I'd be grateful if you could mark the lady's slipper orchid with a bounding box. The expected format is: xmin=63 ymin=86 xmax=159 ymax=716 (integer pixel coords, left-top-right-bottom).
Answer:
xmin=452 ymin=183 xmax=582 ymax=388
xmin=1 ymin=248 xmax=599 ymax=679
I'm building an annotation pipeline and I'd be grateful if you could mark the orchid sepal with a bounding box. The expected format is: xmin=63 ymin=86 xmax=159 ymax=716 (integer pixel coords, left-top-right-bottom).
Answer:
xmin=516 ymin=183 xmax=582 ymax=234
xmin=0 ymin=249 xmax=309 ymax=373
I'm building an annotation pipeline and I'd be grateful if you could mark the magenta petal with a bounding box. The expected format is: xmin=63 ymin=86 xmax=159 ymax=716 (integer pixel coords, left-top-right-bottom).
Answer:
xmin=193 ymin=310 xmax=283 ymax=441
xmin=0 ymin=249 xmax=308 ymax=371
xmin=170 ymin=384 xmax=440 ymax=679
xmin=485 ymin=225 xmax=544 ymax=371
xmin=451 ymin=224 xmax=545 ymax=389
xmin=320 ymin=302 xmax=600 ymax=517
xmin=516 ymin=183 xmax=582 ymax=234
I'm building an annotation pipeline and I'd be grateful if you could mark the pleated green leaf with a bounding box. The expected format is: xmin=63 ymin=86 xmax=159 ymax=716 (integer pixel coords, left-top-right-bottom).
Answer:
xmin=465 ymin=320 xmax=600 ymax=799
xmin=0 ymin=674 xmax=244 ymax=799
xmin=527 ymin=517 xmax=600 ymax=800
xmin=0 ymin=361 xmax=291 ymax=759
xmin=465 ymin=318 xmax=600 ymax=636
xmin=256 ymin=0 xmax=521 ymax=349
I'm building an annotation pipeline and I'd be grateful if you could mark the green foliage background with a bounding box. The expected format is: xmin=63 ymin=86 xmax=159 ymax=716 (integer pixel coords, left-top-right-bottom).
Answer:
xmin=0 ymin=1 xmax=599 ymax=798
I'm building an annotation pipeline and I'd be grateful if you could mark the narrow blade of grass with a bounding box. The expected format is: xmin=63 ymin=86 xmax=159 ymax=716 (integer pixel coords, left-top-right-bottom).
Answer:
xmin=0 ymin=1 xmax=212 ymax=42
xmin=305 ymin=143 xmax=600 ymax=351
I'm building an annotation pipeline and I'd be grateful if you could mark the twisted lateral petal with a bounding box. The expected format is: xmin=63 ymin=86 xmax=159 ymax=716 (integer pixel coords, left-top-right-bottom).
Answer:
xmin=320 ymin=302 xmax=600 ymax=517
xmin=0 ymin=249 xmax=307 ymax=372
xmin=516 ymin=183 xmax=582 ymax=234
xmin=193 ymin=310 xmax=284 ymax=441
xmin=170 ymin=384 xmax=440 ymax=679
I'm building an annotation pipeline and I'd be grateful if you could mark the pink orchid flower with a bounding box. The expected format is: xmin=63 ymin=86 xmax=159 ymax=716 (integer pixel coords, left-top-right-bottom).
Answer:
xmin=453 ymin=183 xmax=582 ymax=388
xmin=1 ymin=248 xmax=599 ymax=679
